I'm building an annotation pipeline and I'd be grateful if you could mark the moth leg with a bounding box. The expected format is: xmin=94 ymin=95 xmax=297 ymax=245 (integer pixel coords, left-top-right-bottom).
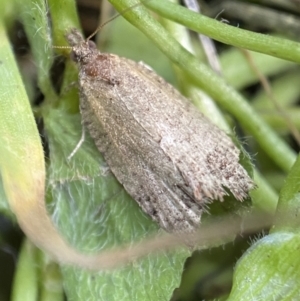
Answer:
xmin=67 ymin=128 xmax=86 ymax=160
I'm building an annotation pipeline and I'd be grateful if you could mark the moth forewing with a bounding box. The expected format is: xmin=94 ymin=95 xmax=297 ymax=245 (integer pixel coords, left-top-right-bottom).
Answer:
xmin=67 ymin=28 xmax=255 ymax=233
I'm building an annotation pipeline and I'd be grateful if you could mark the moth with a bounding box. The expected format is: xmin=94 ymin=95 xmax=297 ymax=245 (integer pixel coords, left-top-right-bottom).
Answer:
xmin=66 ymin=28 xmax=254 ymax=233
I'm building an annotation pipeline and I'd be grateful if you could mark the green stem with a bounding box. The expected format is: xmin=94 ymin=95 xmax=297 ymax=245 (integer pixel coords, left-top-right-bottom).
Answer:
xmin=276 ymin=155 xmax=300 ymax=213
xmin=15 ymin=0 xmax=56 ymax=102
xmin=251 ymin=170 xmax=278 ymax=213
xmin=145 ymin=0 xmax=300 ymax=63
xmin=11 ymin=240 xmax=39 ymax=301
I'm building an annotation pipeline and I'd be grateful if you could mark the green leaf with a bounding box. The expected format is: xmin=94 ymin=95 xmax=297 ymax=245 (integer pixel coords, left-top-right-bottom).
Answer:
xmin=0 ymin=19 xmax=48 ymax=249
xmin=44 ymin=108 xmax=190 ymax=301
xmin=226 ymin=149 xmax=300 ymax=300
xmin=227 ymin=232 xmax=300 ymax=301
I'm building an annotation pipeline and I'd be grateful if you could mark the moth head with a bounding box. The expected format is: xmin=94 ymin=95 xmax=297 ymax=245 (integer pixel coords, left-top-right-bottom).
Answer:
xmin=65 ymin=29 xmax=98 ymax=63
xmin=69 ymin=40 xmax=97 ymax=63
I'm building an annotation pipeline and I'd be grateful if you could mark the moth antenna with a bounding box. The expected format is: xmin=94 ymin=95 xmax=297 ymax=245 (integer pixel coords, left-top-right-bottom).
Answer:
xmin=52 ymin=45 xmax=72 ymax=50
xmin=86 ymin=0 xmax=151 ymax=41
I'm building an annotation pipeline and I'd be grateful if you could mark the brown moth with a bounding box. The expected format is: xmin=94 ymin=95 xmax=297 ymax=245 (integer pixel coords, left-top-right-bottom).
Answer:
xmin=66 ymin=28 xmax=254 ymax=233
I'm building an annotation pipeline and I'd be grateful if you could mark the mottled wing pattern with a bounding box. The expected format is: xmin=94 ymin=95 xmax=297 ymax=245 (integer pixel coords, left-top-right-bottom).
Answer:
xmin=94 ymin=55 xmax=254 ymax=202
xmin=67 ymin=29 xmax=254 ymax=232
xmin=79 ymin=79 xmax=202 ymax=232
